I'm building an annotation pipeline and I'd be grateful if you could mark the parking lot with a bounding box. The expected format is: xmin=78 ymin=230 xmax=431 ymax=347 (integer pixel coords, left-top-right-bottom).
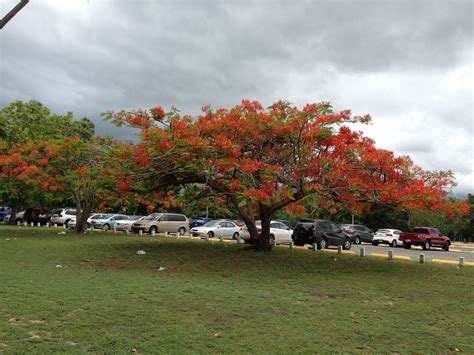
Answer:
xmin=350 ymin=243 xmax=474 ymax=264
xmin=291 ymin=242 xmax=474 ymax=265
xmin=165 ymin=232 xmax=474 ymax=266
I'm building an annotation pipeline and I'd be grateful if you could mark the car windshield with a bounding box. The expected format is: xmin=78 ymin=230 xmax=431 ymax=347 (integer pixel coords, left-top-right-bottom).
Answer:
xmin=130 ymin=216 xmax=143 ymax=221
xmin=144 ymin=213 xmax=161 ymax=221
xmin=203 ymin=221 xmax=220 ymax=227
xmin=92 ymin=214 xmax=108 ymax=219
xmin=376 ymin=229 xmax=389 ymax=233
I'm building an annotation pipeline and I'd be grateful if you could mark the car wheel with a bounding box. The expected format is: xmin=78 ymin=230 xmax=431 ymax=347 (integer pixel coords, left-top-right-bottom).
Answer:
xmin=317 ymin=237 xmax=328 ymax=250
xmin=65 ymin=219 xmax=71 ymax=227
xmin=102 ymin=224 xmax=110 ymax=231
xmin=207 ymin=231 xmax=214 ymax=239
xmin=149 ymin=226 xmax=158 ymax=234
xmin=343 ymin=238 xmax=352 ymax=250
xmin=404 ymin=243 xmax=411 ymax=249
xmin=422 ymin=240 xmax=431 ymax=251
xmin=269 ymin=234 xmax=275 ymax=245
xmin=232 ymin=232 xmax=239 ymax=240
xmin=372 ymin=240 xmax=379 ymax=246
xmin=443 ymin=243 xmax=450 ymax=252
xmin=354 ymin=236 xmax=361 ymax=245
xmin=391 ymin=240 xmax=397 ymax=248
xmin=87 ymin=223 xmax=91 ymax=228
xmin=178 ymin=227 xmax=186 ymax=236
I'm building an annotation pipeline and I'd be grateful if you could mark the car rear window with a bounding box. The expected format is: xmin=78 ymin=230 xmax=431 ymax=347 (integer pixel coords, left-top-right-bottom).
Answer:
xmin=377 ymin=229 xmax=389 ymax=233
xmin=413 ymin=228 xmax=429 ymax=234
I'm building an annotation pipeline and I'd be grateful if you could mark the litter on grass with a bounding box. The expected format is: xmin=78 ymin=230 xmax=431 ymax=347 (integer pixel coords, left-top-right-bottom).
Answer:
xmin=136 ymin=250 xmax=146 ymax=255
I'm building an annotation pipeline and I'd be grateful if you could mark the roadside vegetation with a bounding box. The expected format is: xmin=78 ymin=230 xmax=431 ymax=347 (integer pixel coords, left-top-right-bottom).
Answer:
xmin=1 ymin=226 xmax=473 ymax=353
xmin=1 ymin=100 xmax=470 ymax=249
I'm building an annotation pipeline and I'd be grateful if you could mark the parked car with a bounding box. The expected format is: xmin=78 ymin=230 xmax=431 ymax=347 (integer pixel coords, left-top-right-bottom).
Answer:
xmin=274 ymin=219 xmax=296 ymax=229
xmin=241 ymin=220 xmax=293 ymax=245
xmin=68 ymin=213 xmax=111 ymax=230
xmin=22 ymin=208 xmax=52 ymax=225
xmin=372 ymin=229 xmax=402 ymax=247
xmin=190 ymin=219 xmax=242 ymax=239
xmin=86 ymin=213 xmax=111 ymax=228
xmin=90 ymin=214 xmax=130 ymax=231
xmin=50 ymin=208 xmax=77 ymax=226
xmin=12 ymin=210 xmax=25 ymax=224
xmin=399 ymin=227 xmax=450 ymax=251
xmin=131 ymin=213 xmax=189 ymax=235
xmin=190 ymin=217 xmax=213 ymax=228
xmin=0 ymin=207 xmax=11 ymax=222
xmin=341 ymin=224 xmax=374 ymax=244
xmin=292 ymin=219 xmax=352 ymax=250
xmin=232 ymin=220 xmax=246 ymax=227
xmin=114 ymin=215 xmax=144 ymax=231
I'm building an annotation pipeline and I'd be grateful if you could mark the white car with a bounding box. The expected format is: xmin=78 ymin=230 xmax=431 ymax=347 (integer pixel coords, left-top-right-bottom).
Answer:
xmin=51 ymin=208 xmax=77 ymax=226
xmin=87 ymin=213 xmax=111 ymax=227
xmin=114 ymin=216 xmax=145 ymax=231
xmin=68 ymin=213 xmax=111 ymax=229
xmin=372 ymin=229 xmax=403 ymax=247
xmin=241 ymin=220 xmax=293 ymax=245
xmin=90 ymin=214 xmax=129 ymax=231
xmin=8 ymin=210 xmax=25 ymax=224
xmin=190 ymin=220 xmax=242 ymax=239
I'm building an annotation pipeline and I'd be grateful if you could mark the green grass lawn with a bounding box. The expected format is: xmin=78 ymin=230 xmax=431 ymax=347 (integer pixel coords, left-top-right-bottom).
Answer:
xmin=0 ymin=226 xmax=473 ymax=354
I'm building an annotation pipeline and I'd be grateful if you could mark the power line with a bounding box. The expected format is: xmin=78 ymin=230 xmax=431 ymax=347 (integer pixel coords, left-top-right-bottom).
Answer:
xmin=0 ymin=0 xmax=29 ymax=30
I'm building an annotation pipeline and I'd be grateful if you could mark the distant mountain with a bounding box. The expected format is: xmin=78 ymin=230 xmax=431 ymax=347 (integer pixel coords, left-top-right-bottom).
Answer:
xmin=446 ymin=191 xmax=471 ymax=200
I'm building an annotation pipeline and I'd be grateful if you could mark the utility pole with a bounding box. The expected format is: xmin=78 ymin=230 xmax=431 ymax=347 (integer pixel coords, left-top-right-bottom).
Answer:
xmin=0 ymin=0 xmax=29 ymax=29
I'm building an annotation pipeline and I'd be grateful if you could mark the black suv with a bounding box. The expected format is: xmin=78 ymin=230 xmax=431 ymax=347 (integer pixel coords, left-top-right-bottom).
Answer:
xmin=292 ymin=219 xmax=352 ymax=250
xmin=341 ymin=224 xmax=374 ymax=244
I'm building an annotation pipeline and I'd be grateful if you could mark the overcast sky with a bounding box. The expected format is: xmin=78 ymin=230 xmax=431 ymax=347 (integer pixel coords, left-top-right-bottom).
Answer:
xmin=0 ymin=0 xmax=472 ymax=194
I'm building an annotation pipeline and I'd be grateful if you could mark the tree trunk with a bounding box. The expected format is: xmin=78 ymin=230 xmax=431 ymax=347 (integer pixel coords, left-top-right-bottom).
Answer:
xmin=8 ymin=205 xmax=18 ymax=225
xmin=71 ymin=188 xmax=94 ymax=234
xmin=255 ymin=205 xmax=272 ymax=251
xmin=75 ymin=194 xmax=94 ymax=234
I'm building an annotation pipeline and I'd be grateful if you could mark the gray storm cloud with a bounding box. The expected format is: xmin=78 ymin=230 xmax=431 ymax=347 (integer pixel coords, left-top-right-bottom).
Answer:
xmin=0 ymin=0 xmax=472 ymax=193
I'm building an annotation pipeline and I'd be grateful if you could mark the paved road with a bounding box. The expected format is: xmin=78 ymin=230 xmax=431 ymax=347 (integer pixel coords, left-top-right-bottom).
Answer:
xmin=178 ymin=234 xmax=474 ymax=266
xmin=325 ymin=243 xmax=474 ymax=264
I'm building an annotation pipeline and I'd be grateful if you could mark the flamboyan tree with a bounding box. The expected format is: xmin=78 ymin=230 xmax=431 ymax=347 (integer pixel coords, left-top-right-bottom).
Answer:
xmin=0 ymin=136 xmax=117 ymax=233
xmin=105 ymin=100 xmax=469 ymax=250
xmin=0 ymin=100 xmax=95 ymax=223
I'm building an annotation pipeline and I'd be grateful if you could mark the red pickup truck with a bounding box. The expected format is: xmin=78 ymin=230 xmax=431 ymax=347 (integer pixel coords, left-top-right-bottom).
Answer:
xmin=399 ymin=227 xmax=450 ymax=251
